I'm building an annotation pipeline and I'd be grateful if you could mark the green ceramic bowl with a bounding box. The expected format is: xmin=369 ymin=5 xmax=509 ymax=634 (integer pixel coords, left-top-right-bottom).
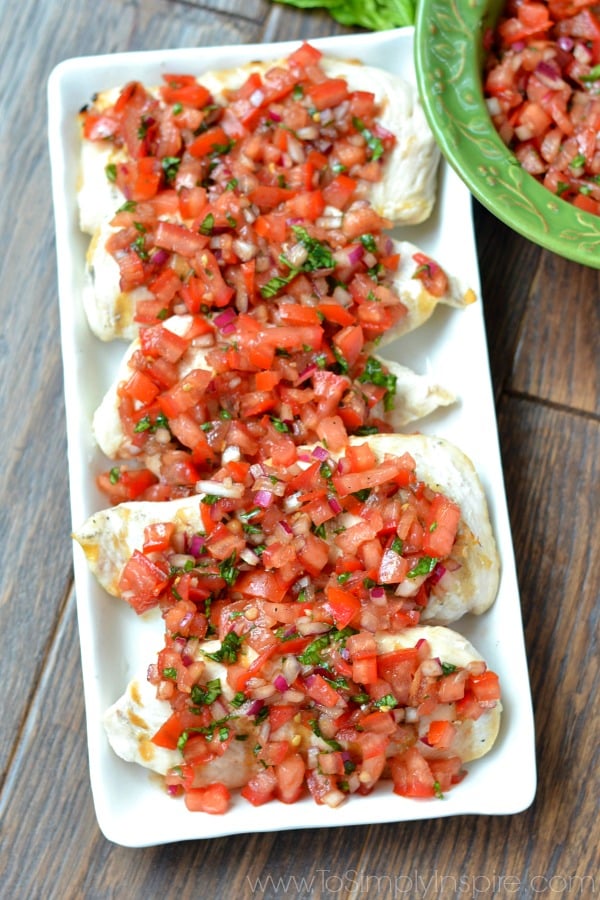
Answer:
xmin=414 ymin=0 xmax=600 ymax=267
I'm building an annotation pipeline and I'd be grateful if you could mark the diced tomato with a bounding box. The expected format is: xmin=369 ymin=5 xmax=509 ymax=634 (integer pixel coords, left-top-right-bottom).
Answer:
xmin=139 ymin=323 xmax=189 ymax=363
xmin=160 ymin=74 xmax=212 ymax=108
xmin=412 ymin=253 xmax=449 ymax=297
xmin=308 ymin=78 xmax=350 ymax=111
xmin=352 ymin=655 xmax=378 ymax=685
xmin=117 ymin=549 xmax=170 ymax=613
xmin=241 ymin=768 xmax=278 ymax=806
xmin=188 ymin=126 xmax=230 ymax=158
xmin=322 ymin=174 xmax=357 ymax=209
xmin=154 ymin=221 xmax=208 ymax=257
xmin=123 ymin=369 xmax=160 ymax=405
xmin=324 ymin=585 xmax=361 ymax=629
xmin=390 ymin=747 xmax=436 ymax=798
xmin=284 ymin=190 xmax=325 ymax=221
xmin=184 ymin=783 xmax=231 ymax=814
xmin=143 ymin=521 xmax=176 ymax=554
xmin=304 ymin=673 xmax=342 ymax=708
xmin=469 ymin=670 xmax=501 ymax=702
xmin=234 ymin=570 xmax=290 ymax=603
xmin=96 ymin=467 xmax=158 ymax=503
xmin=287 ymin=41 xmax=322 ymax=69
xmin=423 ymin=494 xmax=461 ymax=557
xmin=276 ymin=753 xmax=306 ymax=803
xmin=426 ymin=719 xmax=457 ymax=750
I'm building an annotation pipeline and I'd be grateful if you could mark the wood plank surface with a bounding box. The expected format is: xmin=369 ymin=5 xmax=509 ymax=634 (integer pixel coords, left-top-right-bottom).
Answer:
xmin=1 ymin=0 xmax=598 ymax=897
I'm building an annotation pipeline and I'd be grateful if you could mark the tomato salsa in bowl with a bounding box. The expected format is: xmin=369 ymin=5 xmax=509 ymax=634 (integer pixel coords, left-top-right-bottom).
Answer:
xmin=415 ymin=0 xmax=600 ymax=266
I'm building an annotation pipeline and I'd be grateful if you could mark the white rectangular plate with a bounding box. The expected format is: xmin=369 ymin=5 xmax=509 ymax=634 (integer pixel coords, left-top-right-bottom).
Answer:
xmin=48 ymin=27 xmax=536 ymax=847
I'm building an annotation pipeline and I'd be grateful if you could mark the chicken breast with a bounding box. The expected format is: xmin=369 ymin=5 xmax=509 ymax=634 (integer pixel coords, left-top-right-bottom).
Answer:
xmin=78 ymin=58 xmax=439 ymax=237
xmin=74 ymin=433 xmax=499 ymax=622
xmin=91 ymin=312 xmax=455 ymax=460
xmin=103 ymin=626 xmax=501 ymax=788
xmin=83 ymin=225 xmax=473 ymax=343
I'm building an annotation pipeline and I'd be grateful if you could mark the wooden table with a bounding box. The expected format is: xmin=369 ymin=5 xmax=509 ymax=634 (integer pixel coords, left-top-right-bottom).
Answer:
xmin=1 ymin=0 xmax=598 ymax=896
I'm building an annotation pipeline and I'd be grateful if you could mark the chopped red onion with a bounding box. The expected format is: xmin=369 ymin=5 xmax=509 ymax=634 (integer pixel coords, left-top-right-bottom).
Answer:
xmin=297 ymin=363 xmax=317 ymax=384
xmin=189 ymin=534 xmax=206 ymax=558
xmin=429 ymin=562 xmax=447 ymax=585
xmin=311 ymin=445 xmax=329 ymax=461
xmin=274 ymin=674 xmax=289 ymax=692
xmin=328 ymin=494 xmax=343 ymax=514
xmin=151 ymin=248 xmax=169 ymax=267
xmin=246 ymin=699 xmax=264 ymax=717
xmin=557 ymin=35 xmax=574 ymax=52
xmin=254 ymin=489 xmax=274 ymax=508
xmin=214 ymin=307 xmax=237 ymax=330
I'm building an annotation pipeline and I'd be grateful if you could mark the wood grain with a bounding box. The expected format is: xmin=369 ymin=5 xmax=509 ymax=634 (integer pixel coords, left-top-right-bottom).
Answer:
xmin=1 ymin=0 xmax=599 ymax=896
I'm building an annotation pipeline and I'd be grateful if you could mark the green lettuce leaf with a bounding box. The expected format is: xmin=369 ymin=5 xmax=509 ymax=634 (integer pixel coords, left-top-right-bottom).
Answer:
xmin=270 ymin=0 xmax=416 ymax=31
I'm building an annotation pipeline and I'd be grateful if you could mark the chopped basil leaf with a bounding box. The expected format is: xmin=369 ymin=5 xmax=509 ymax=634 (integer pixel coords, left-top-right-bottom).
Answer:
xmin=137 ymin=117 xmax=150 ymax=140
xmin=133 ymin=415 xmax=152 ymax=433
xmin=199 ymin=212 xmax=215 ymax=235
xmin=291 ymin=225 xmax=335 ymax=271
xmin=407 ymin=556 xmax=439 ymax=578
xmin=203 ymin=631 xmax=243 ymax=663
xmin=105 ymin=163 xmax=117 ymax=183
xmin=309 ymin=718 xmax=342 ymax=751
xmin=260 ymin=267 xmax=300 ymax=299
xmin=219 ymin=552 xmax=239 ymax=586
xmin=242 ymin=522 xmax=262 ymax=535
xmin=337 ymin=572 xmax=351 ymax=584
xmin=298 ymin=627 xmax=355 ymax=665
xmin=131 ymin=235 xmax=149 ymax=260
xmin=162 ymin=667 xmax=178 ymax=681
xmin=330 ymin=160 xmax=347 ymax=174
xmin=569 ymin=154 xmax=586 ymax=170
xmin=391 ymin=536 xmax=403 ymax=554
xmin=190 ymin=678 xmax=222 ymax=706
xmin=116 ymin=200 xmax=137 ymax=213
xmin=255 ymin=705 xmax=269 ymax=724
xmin=270 ymin=417 xmax=289 ymax=433
xmin=352 ymin=116 xmax=384 ymax=161
xmin=358 ymin=356 xmax=397 ymax=411
xmin=162 ymin=156 xmax=181 ymax=183
xmin=172 ymin=102 xmax=183 ymax=115
xmin=373 ymin=693 xmax=397 ymax=709
xmin=360 ymin=233 xmax=377 ymax=253
xmin=351 ymin=692 xmax=370 ymax=704
xmin=332 ymin=345 xmax=349 ymax=374
xmin=441 ymin=662 xmax=458 ymax=676
xmin=230 ymin=691 xmax=247 ymax=708
xmin=240 ymin=506 xmax=261 ymax=521
xmin=109 ymin=467 xmax=120 ymax=484
xmin=581 ymin=65 xmax=600 ymax=82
